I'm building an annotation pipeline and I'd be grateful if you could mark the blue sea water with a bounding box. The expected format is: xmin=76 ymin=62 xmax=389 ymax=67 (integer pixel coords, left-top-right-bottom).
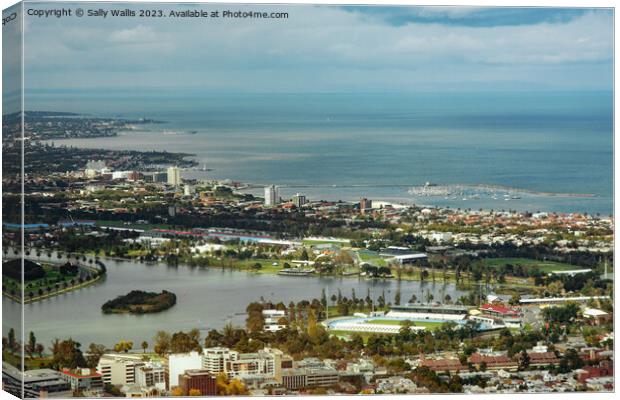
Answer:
xmin=39 ymin=91 xmax=613 ymax=215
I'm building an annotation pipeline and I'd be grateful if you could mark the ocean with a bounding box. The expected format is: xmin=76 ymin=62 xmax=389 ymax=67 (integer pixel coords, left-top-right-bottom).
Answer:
xmin=39 ymin=91 xmax=613 ymax=215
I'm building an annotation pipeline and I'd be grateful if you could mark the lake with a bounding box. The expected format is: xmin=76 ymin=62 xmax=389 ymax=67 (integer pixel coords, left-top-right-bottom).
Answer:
xmin=3 ymin=251 xmax=467 ymax=347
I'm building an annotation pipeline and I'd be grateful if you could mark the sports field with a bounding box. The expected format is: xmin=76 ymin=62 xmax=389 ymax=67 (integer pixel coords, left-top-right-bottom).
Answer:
xmin=366 ymin=319 xmax=444 ymax=330
xmin=481 ymin=258 xmax=580 ymax=273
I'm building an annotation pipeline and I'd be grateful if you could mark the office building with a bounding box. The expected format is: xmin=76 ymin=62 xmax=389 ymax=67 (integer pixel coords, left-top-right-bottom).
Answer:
xmin=281 ymin=366 xmax=339 ymax=390
xmin=60 ymin=368 xmax=104 ymax=392
xmin=359 ymin=198 xmax=372 ymax=214
xmin=151 ymin=171 xmax=168 ymax=183
xmin=178 ymin=369 xmax=218 ymax=396
xmin=20 ymin=367 xmax=71 ymax=396
xmin=292 ymin=193 xmax=307 ymax=208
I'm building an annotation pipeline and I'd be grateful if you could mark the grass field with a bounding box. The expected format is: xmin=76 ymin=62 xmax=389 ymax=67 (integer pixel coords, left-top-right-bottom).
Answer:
xmin=366 ymin=319 xmax=444 ymax=330
xmin=235 ymin=259 xmax=287 ymax=274
xmin=4 ymin=263 xmax=76 ymax=294
xmin=329 ymin=330 xmax=377 ymax=341
xmin=356 ymin=250 xmax=388 ymax=266
xmin=3 ymin=351 xmax=53 ymax=370
xmin=366 ymin=319 xmax=403 ymax=325
xmin=204 ymin=257 xmax=289 ymax=275
xmin=481 ymin=258 xmax=579 ymax=273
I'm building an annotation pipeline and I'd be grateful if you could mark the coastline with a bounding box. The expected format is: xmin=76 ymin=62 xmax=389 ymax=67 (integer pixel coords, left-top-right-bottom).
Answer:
xmin=46 ymin=127 xmax=612 ymax=215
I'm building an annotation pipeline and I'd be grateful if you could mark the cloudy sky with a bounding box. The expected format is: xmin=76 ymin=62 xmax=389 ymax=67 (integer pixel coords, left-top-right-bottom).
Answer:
xmin=13 ymin=4 xmax=615 ymax=104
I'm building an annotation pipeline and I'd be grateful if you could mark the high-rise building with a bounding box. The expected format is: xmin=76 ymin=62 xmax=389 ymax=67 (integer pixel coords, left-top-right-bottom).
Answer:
xmin=184 ymin=184 xmax=195 ymax=196
xmin=168 ymin=351 xmax=203 ymax=389
xmin=96 ymin=354 xmax=145 ymax=386
xmin=178 ymin=370 xmax=217 ymax=396
xmin=167 ymin=166 xmax=181 ymax=186
xmin=201 ymin=347 xmax=282 ymax=381
xmin=359 ymin=198 xmax=372 ymax=215
xmin=135 ymin=362 xmax=166 ymax=392
xmin=264 ymin=185 xmax=279 ymax=206
xmin=292 ymin=193 xmax=307 ymax=208
xmin=202 ymin=347 xmax=236 ymax=374
xmin=151 ymin=171 xmax=168 ymax=183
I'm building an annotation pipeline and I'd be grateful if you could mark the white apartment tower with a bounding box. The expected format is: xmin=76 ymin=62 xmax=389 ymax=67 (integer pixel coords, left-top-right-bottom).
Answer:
xmin=264 ymin=185 xmax=279 ymax=206
xmin=96 ymin=353 xmax=145 ymax=386
xmin=167 ymin=351 xmax=203 ymax=388
xmin=201 ymin=347 xmax=282 ymax=381
xmin=167 ymin=166 xmax=181 ymax=186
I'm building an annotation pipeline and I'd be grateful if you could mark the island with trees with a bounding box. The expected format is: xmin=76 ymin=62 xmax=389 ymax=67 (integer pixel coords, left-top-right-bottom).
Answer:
xmin=101 ymin=290 xmax=177 ymax=314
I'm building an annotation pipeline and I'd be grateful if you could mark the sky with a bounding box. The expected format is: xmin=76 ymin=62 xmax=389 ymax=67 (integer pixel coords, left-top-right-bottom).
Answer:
xmin=4 ymin=4 xmax=614 ymax=112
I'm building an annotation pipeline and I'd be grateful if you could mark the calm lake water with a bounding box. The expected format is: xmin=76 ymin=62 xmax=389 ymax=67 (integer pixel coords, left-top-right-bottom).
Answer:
xmin=3 ymin=252 xmax=466 ymax=347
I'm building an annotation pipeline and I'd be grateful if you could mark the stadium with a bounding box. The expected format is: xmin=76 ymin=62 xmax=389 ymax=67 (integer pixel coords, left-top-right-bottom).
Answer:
xmin=323 ymin=303 xmax=497 ymax=335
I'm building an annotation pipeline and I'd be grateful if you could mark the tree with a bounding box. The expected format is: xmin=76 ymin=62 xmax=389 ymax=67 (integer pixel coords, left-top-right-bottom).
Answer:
xmin=517 ymin=349 xmax=530 ymax=371
xmin=334 ymin=250 xmax=354 ymax=266
xmin=7 ymin=328 xmax=16 ymax=353
xmin=421 ymin=269 xmax=429 ymax=281
xmin=86 ymin=343 xmax=106 ymax=368
xmin=559 ymin=348 xmax=584 ymax=373
xmin=50 ymin=338 xmax=87 ymax=369
xmin=114 ymin=340 xmax=133 ymax=353
xmin=398 ymin=320 xmax=413 ymax=342
xmin=216 ymin=372 xmax=248 ymax=395
xmin=245 ymin=302 xmax=265 ymax=334
xmin=394 ymin=289 xmax=401 ymax=306
xmin=141 ymin=341 xmax=149 ymax=353
xmin=425 ymin=290 xmax=434 ymax=304
xmin=509 ymin=293 xmax=521 ymax=306
xmin=543 ymin=303 xmax=580 ymax=324
xmin=547 ymin=280 xmax=564 ymax=297
xmin=105 ymin=383 xmax=124 ymax=397
xmin=350 ymin=334 xmax=364 ymax=351
xmin=26 ymin=331 xmax=37 ymax=358
xmin=307 ymin=310 xmax=322 ymax=344
xmin=35 ymin=343 xmax=45 ymax=358
xmin=170 ymin=330 xmax=201 ymax=353
xmin=153 ymin=331 xmax=171 ymax=356
xmin=337 ymin=301 xmax=350 ymax=317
